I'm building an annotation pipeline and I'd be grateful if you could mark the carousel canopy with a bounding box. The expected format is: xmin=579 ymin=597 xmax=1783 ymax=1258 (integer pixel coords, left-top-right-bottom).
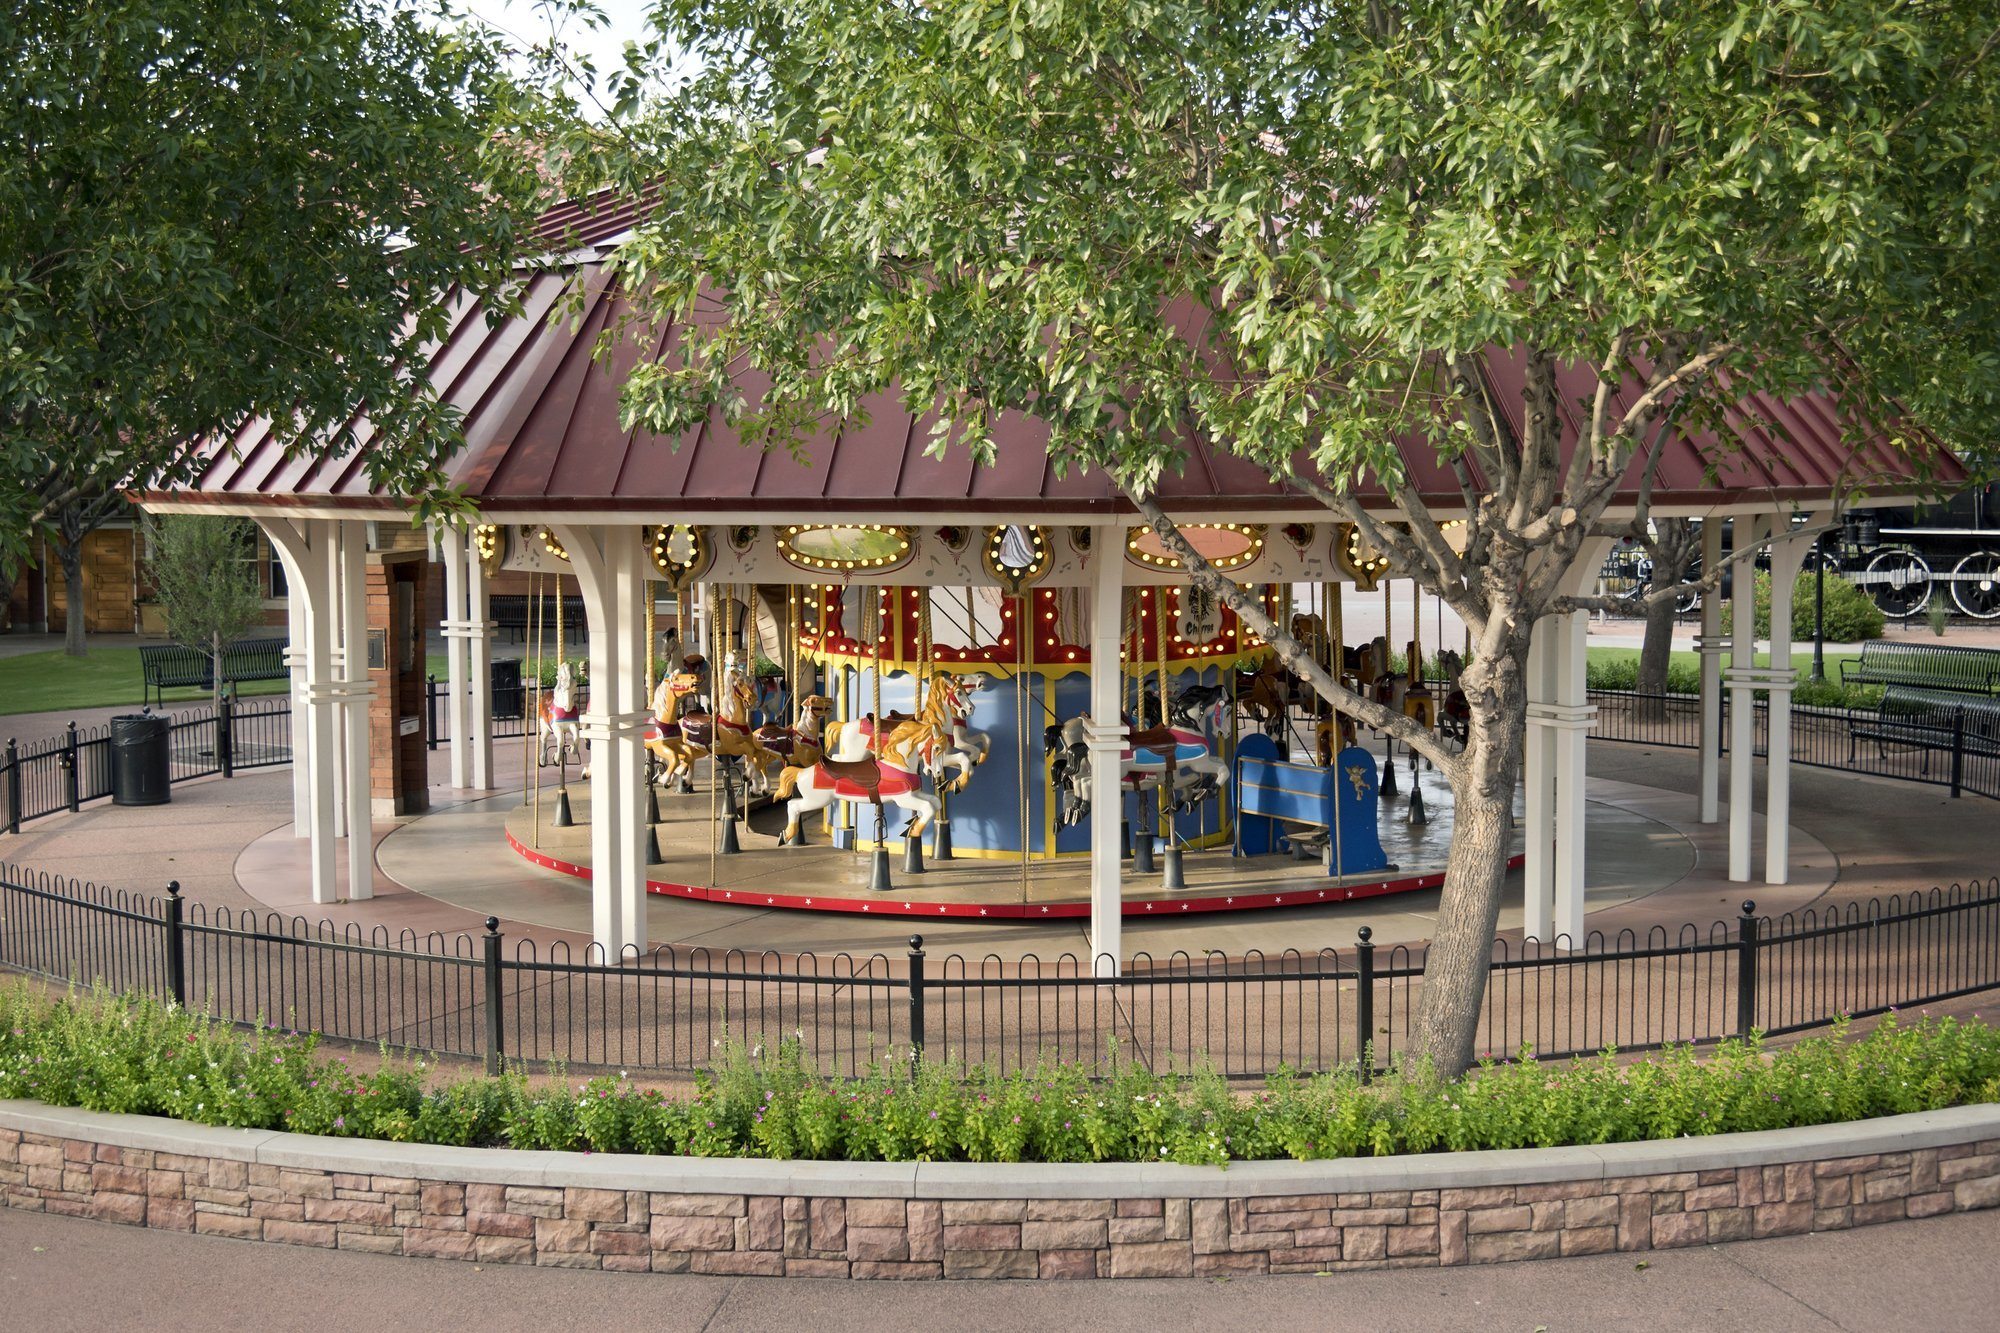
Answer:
xmin=156 ymin=248 xmax=1962 ymax=522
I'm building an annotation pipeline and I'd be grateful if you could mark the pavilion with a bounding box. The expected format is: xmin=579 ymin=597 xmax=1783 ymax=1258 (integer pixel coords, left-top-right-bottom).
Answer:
xmin=142 ymin=230 xmax=1964 ymax=972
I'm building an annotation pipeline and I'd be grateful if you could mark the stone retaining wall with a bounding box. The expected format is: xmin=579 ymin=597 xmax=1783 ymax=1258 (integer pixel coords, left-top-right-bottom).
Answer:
xmin=3 ymin=1100 xmax=1997 ymax=1279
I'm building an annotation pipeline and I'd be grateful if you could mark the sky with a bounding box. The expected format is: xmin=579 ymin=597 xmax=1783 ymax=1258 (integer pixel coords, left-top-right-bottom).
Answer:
xmin=455 ymin=0 xmax=667 ymax=115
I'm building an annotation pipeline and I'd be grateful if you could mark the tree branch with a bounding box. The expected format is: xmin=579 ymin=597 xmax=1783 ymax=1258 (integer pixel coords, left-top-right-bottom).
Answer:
xmin=1128 ymin=490 xmax=1465 ymax=772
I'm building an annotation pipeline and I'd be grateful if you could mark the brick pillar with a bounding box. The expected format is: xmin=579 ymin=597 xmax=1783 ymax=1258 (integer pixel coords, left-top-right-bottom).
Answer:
xmin=367 ymin=553 xmax=430 ymax=816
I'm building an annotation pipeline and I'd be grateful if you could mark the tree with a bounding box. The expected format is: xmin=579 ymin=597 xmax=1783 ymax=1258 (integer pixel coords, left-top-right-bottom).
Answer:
xmin=576 ymin=0 xmax=2000 ymax=1076
xmin=0 ymin=0 xmax=559 ymax=611
xmin=144 ymin=515 xmax=264 ymax=710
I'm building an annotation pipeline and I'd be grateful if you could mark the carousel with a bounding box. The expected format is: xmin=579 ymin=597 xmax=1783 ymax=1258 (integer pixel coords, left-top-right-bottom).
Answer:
xmin=143 ymin=236 xmax=1960 ymax=968
xmin=494 ymin=515 xmax=1513 ymax=924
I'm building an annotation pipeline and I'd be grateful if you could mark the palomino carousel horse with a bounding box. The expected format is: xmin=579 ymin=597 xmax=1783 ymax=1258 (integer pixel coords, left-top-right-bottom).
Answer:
xmin=710 ymin=669 xmax=787 ymax=794
xmin=644 ymin=671 xmax=707 ymax=792
xmin=1044 ymin=709 xmax=1228 ymax=829
xmin=537 ymin=661 xmax=584 ymax=768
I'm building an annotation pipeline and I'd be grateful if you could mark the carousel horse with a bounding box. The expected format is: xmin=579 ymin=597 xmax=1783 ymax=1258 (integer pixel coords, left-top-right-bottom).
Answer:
xmin=1235 ymin=654 xmax=1294 ymax=738
xmin=537 ymin=661 xmax=584 ymax=768
xmin=753 ymin=694 xmax=834 ymax=769
xmin=644 ymin=671 xmax=708 ymax=791
xmin=1168 ymin=681 xmax=1229 ymax=727
xmin=771 ymin=724 xmax=944 ymax=850
xmin=824 ymin=668 xmax=990 ymax=792
xmin=1435 ymin=649 xmax=1472 ymax=747
xmin=709 ymin=670 xmax=787 ymax=794
xmin=1043 ymin=709 xmax=1228 ymax=828
xmin=1314 ymin=710 xmax=1360 ymax=766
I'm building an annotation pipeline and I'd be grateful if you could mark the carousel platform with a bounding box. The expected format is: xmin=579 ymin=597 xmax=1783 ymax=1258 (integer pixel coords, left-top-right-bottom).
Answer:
xmin=500 ymin=764 xmax=1525 ymax=920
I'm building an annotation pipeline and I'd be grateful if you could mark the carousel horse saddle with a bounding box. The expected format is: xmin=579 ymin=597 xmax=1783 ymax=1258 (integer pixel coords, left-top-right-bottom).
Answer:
xmin=1125 ymin=725 xmax=1183 ymax=755
xmin=813 ymin=756 xmax=921 ymax=801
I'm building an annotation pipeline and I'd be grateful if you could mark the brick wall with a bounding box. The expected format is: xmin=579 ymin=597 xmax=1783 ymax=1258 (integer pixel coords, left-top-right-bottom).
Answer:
xmin=2 ymin=1117 xmax=1996 ymax=1279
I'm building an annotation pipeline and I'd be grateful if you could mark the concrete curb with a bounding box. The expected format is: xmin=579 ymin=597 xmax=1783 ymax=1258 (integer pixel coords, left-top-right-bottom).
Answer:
xmin=4 ymin=1098 xmax=1996 ymax=1198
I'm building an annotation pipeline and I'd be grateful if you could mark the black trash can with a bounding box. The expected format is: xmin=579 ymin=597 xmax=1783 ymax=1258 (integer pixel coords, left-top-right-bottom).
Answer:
xmin=110 ymin=713 xmax=172 ymax=807
xmin=491 ymin=658 xmax=524 ymax=721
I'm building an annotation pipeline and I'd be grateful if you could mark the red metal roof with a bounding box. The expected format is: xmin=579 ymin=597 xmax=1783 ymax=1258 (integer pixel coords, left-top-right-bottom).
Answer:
xmin=172 ymin=262 xmax=1964 ymax=517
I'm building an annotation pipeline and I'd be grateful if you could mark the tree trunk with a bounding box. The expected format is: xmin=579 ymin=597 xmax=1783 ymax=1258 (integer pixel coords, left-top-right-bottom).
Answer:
xmin=58 ymin=539 xmax=86 ymax=658
xmin=1409 ymin=647 xmax=1529 ymax=1080
xmin=1635 ymin=592 xmax=1676 ymax=695
xmin=1635 ymin=520 xmax=1699 ymax=720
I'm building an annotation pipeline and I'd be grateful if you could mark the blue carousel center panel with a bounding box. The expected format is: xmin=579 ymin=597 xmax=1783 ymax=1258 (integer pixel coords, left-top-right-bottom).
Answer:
xmin=823 ymin=663 xmax=1235 ymax=858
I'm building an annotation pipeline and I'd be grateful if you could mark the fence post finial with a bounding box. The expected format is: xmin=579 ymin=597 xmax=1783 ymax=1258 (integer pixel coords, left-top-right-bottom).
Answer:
xmin=162 ymin=880 xmax=186 ymax=1006
xmin=1355 ymin=925 xmax=1377 ymax=1083
xmin=906 ymin=935 xmax=927 ymax=1066
xmin=482 ymin=917 xmax=505 ymax=1076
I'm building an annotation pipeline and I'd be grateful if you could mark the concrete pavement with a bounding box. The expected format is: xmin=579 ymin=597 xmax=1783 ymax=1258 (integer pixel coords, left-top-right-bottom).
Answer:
xmin=2 ymin=1195 xmax=1994 ymax=1331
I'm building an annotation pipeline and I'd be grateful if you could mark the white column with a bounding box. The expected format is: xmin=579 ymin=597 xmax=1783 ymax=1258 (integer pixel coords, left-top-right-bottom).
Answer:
xmin=337 ymin=522 xmax=375 ymax=901
xmin=1551 ymin=611 xmax=1592 ymax=943
xmin=1696 ymin=520 xmax=1727 ymax=826
xmin=554 ymin=523 xmax=650 ymax=959
xmin=1522 ymin=620 xmax=1557 ymax=943
xmin=1086 ymin=524 xmax=1124 ymax=976
xmin=467 ymin=535 xmax=495 ymax=790
xmin=1763 ymin=519 xmax=1811 ymax=886
xmin=440 ymin=526 xmax=473 ymax=790
xmin=279 ymin=554 xmax=310 ymax=838
xmin=267 ymin=519 xmax=342 ymax=906
xmin=1726 ymin=516 xmax=1764 ymax=882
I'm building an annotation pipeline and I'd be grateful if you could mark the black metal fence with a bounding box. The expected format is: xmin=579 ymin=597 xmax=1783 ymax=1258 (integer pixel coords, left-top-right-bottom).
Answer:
xmin=0 ymin=699 xmax=293 ymax=835
xmin=1588 ymin=688 xmax=2000 ymax=799
xmin=4 ymin=862 xmax=1996 ymax=1079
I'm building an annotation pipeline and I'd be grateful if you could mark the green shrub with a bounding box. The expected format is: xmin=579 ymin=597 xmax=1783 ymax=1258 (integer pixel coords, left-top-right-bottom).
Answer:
xmin=2 ymin=986 xmax=1996 ymax=1164
xmin=1723 ymin=570 xmax=1885 ymax=644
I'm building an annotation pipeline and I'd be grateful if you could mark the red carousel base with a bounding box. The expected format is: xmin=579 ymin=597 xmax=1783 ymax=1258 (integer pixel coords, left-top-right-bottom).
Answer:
xmin=504 ymin=825 xmax=1524 ymax=920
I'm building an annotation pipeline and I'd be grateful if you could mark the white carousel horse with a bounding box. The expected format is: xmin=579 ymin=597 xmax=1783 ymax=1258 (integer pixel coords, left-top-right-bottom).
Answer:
xmin=824 ymin=669 xmax=990 ymax=792
xmin=537 ymin=661 xmax=584 ymax=768
xmin=774 ymin=671 xmax=988 ymax=848
xmin=1044 ymin=709 xmax=1228 ymax=828
xmin=772 ymin=747 xmax=940 ymax=849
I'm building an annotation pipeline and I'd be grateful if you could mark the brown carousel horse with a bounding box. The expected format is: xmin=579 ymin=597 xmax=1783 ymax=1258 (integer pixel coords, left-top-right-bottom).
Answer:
xmin=754 ymin=694 xmax=835 ymax=770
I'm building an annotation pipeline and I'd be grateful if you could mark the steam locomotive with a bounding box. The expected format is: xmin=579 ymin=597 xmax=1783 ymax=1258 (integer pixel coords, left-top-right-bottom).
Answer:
xmin=1820 ymin=483 xmax=2000 ymax=620
xmin=1597 ymin=482 xmax=2000 ymax=619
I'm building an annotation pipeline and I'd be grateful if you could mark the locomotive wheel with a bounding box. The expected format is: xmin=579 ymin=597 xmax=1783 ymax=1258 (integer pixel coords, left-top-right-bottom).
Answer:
xmin=1952 ymin=551 xmax=2000 ymax=620
xmin=1864 ymin=548 xmax=1933 ymax=617
xmin=1671 ymin=557 xmax=1702 ymax=615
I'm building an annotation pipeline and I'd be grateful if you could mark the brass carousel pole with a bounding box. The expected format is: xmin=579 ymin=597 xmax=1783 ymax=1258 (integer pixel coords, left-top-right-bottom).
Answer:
xmin=719 ymin=585 xmax=744 ymax=855
xmin=868 ymin=586 xmax=892 ymax=891
xmin=529 ymin=570 xmax=542 ymax=848
xmin=1158 ymin=585 xmax=1184 ymax=890
xmin=1128 ymin=591 xmax=1153 ymax=876
xmin=904 ymin=589 xmax=928 ymax=875
xmin=551 ymin=567 xmax=573 ymax=827
xmin=643 ymin=574 xmax=661 ymax=864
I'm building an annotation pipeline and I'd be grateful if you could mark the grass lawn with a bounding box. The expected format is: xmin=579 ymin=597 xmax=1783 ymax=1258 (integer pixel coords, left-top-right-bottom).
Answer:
xmin=0 ymin=646 xmax=459 ymax=717
xmin=1586 ymin=644 xmax=1865 ymax=675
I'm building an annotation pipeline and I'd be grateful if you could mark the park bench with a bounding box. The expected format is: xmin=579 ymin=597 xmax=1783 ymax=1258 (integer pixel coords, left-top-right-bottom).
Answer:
xmin=1847 ymin=685 xmax=2000 ymax=788
xmin=1838 ymin=641 xmax=2000 ymax=695
xmin=138 ymin=637 xmax=290 ymax=708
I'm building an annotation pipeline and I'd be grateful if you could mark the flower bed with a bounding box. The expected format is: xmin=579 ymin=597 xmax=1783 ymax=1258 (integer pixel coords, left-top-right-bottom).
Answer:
xmin=4 ymin=987 xmax=1999 ymax=1279
xmin=2 ymin=986 xmax=1997 ymax=1165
